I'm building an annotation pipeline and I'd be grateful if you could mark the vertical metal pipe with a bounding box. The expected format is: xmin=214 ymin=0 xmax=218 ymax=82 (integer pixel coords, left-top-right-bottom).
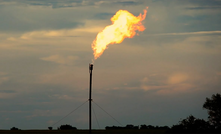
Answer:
xmin=89 ymin=64 xmax=93 ymax=134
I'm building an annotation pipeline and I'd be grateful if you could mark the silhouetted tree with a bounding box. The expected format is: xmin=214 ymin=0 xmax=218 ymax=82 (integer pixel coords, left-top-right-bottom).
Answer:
xmin=140 ymin=124 xmax=169 ymax=130
xmin=169 ymin=93 xmax=221 ymax=133
xmin=147 ymin=125 xmax=155 ymax=129
xmin=159 ymin=126 xmax=170 ymax=129
xmin=140 ymin=124 xmax=148 ymax=129
xmin=59 ymin=124 xmax=77 ymax=130
xmin=125 ymin=124 xmax=139 ymax=129
xmin=170 ymin=115 xmax=210 ymax=133
xmin=203 ymin=93 xmax=221 ymax=130
xmin=48 ymin=127 xmax=53 ymax=130
xmin=10 ymin=127 xmax=20 ymax=130
xmin=105 ymin=126 xmax=122 ymax=130
xmin=106 ymin=125 xmax=139 ymax=130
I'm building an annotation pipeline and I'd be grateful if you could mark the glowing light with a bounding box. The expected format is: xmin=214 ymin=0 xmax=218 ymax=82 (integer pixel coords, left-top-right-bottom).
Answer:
xmin=92 ymin=7 xmax=148 ymax=60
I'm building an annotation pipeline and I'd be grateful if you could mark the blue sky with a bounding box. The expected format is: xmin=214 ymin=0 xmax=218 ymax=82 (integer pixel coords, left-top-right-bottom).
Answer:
xmin=0 ymin=0 xmax=221 ymax=130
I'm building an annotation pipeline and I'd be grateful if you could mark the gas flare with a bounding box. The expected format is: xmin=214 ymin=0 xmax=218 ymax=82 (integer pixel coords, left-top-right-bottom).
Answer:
xmin=92 ymin=7 xmax=148 ymax=60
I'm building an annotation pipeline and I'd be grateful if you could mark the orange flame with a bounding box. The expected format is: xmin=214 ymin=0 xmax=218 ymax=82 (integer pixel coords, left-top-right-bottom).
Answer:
xmin=92 ymin=7 xmax=148 ymax=60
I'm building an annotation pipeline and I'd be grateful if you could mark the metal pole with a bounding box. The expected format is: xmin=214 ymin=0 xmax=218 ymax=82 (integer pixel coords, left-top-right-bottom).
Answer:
xmin=89 ymin=64 xmax=93 ymax=134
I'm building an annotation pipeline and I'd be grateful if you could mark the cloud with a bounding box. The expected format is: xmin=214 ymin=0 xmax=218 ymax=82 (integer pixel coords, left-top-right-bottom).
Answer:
xmin=185 ymin=0 xmax=221 ymax=8
xmin=156 ymin=83 xmax=196 ymax=95
xmin=138 ymin=72 xmax=199 ymax=95
xmin=41 ymin=55 xmax=78 ymax=65
xmin=26 ymin=109 xmax=59 ymax=119
xmin=0 ymin=0 xmax=83 ymax=8
xmin=0 ymin=90 xmax=15 ymax=93
xmin=113 ymin=0 xmax=143 ymax=6
xmin=168 ymin=73 xmax=189 ymax=85
xmin=37 ymin=67 xmax=88 ymax=90
xmin=140 ymin=75 xmax=169 ymax=91
xmin=0 ymin=72 xmax=7 ymax=75
xmin=151 ymin=31 xmax=221 ymax=36
xmin=0 ymin=1 xmax=17 ymax=5
xmin=155 ymin=73 xmax=196 ymax=95
xmin=0 ymin=19 xmax=105 ymax=50
xmin=53 ymin=94 xmax=74 ymax=100
xmin=0 ymin=0 xmax=142 ymax=9
xmin=140 ymin=77 xmax=149 ymax=90
xmin=0 ymin=2 xmax=84 ymax=32
xmin=186 ymin=6 xmax=221 ymax=10
xmin=94 ymin=12 xmax=115 ymax=20
xmin=0 ymin=72 xmax=9 ymax=85
xmin=16 ymin=23 xmax=104 ymax=40
xmin=217 ymin=72 xmax=221 ymax=76
xmin=0 ymin=92 xmax=16 ymax=99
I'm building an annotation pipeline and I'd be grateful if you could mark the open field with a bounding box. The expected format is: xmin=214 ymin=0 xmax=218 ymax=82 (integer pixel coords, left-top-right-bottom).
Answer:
xmin=0 ymin=129 xmax=168 ymax=134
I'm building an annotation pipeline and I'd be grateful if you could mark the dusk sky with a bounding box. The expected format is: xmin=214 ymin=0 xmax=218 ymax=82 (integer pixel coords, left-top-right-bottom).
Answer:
xmin=0 ymin=0 xmax=221 ymax=130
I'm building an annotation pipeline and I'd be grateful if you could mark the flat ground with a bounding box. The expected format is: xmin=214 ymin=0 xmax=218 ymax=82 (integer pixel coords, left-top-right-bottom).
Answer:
xmin=0 ymin=129 xmax=168 ymax=134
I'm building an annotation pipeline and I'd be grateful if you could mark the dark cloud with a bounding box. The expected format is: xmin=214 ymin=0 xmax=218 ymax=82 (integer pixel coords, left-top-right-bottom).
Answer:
xmin=0 ymin=9 xmax=84 ymax=32
xmin=186 ymin=6 xmax=221 ymax=10
xmin=113 ymin=1 xmax=143 ymax=6
xmin=187 ymin=0 xmax=221 ymax=7
xmin=0 ymin=0 xmax=101 ymax=8
xmin=0 ymin=0 xmax=82 ymax=8
xmin=93 ymin=12 xmax=115 ymax=20
xmin=152 ymin=0 xmax=221 ymax=7
xmin=0 ymin=0 xmax=146 ymax=32
xmin=0 ymin=0 xmax=145 ymax=8
xmin=183 ymin=0 xmax=221 ymax=10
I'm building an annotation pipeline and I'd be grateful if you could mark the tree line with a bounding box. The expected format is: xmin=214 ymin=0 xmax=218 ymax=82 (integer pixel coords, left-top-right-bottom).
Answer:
xmin=168 ymin=93 xmax=221 ymax=133
xmin=10 ymin=93 xmax=221 ymax=133
xmin=105 ymin=93 xmax=221 ymax=133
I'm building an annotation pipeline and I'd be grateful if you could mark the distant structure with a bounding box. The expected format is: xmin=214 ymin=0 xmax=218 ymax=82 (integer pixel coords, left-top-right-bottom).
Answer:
xmin=89 ymin=63 xmax=93 ymax=134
